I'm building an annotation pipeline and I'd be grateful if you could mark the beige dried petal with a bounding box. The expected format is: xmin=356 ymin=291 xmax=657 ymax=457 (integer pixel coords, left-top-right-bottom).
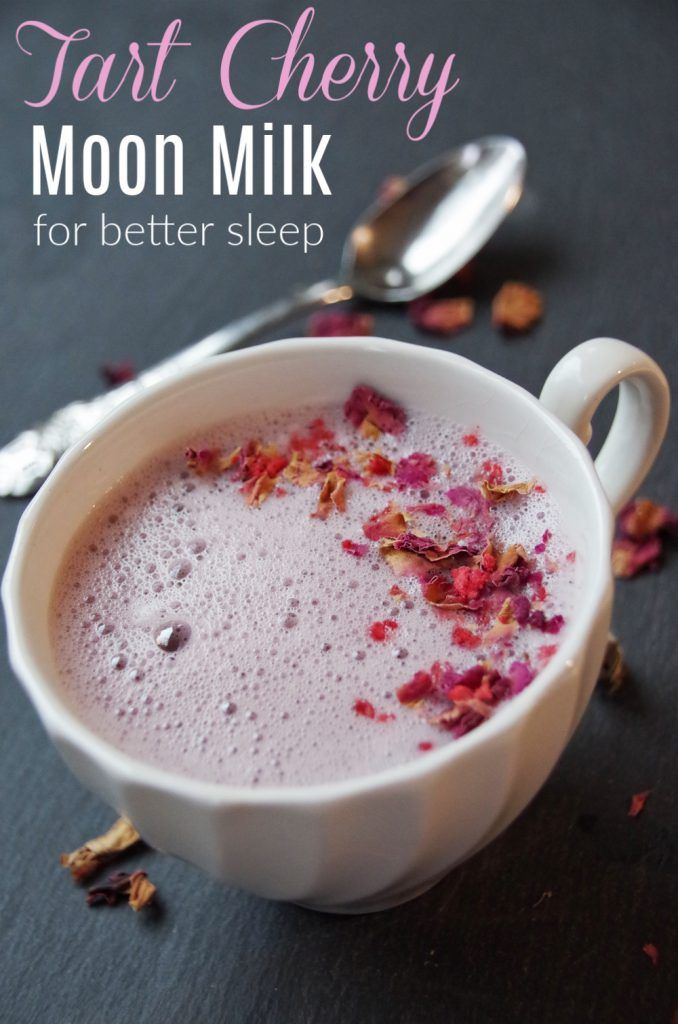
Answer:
xmin=128 ymin=871 xmax=157 ymax=912
xmin=359 ymin=417 xmax=381 ymax=440
xmin=598 ymin=633 xmax=626 ymax=694
xmin=312 ymin=471 xmax=347 ymax=520
xmin=283 ymin=452 xmax=321 ymax=488
xmin=245 ymin=473 xmax=275 ymax=507
xmin=492 ymin=282 xmax=543 ymax=334
xmin=60 ymin=817 xmax=140 ymax=882
xmin=480 ymin=479 xmax=535 ymax=502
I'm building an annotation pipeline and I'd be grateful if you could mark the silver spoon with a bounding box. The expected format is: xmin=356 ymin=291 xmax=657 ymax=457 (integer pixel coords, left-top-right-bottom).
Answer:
xmin=0 ymin=135 xmax=525 ymax=497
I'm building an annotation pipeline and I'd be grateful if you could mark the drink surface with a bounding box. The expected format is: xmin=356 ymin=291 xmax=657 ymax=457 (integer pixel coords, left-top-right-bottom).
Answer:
xmin=50 ymin=389 xmax=578 ymax=786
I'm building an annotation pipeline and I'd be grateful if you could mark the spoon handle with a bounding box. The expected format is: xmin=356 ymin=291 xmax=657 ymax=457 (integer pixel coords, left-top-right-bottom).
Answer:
xmin=0 ymin=277 xmax=346 ymax=498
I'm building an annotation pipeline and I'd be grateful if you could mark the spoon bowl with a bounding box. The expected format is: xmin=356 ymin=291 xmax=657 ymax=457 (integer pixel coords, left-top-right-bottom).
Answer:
xmin=345 ymin=135 xmax=526 ymax=301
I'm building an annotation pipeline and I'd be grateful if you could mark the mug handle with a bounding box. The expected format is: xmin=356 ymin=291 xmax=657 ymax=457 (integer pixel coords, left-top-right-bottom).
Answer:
xmin=539 ymin=338 xmax=670 ymax=514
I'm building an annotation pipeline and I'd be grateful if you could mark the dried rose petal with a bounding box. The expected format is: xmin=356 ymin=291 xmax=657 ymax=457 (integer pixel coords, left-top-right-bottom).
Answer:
xmin=642 ymin=943 xmax=659 ymax=967
xmin=363 ymin=503 xmax=408 ymax=541
xmin=480 ymin=479 xmax=535 ymax=502
xmin=381 ymin=547 xmax=433 ymax=579
xmin=185 ymin=447 xmax=222 ymax=474
xmin=363 ymin=453 xmax=395 ymax=477
xmin=307 ymin=311 xmax=374 ymax=337
xmin=528 ymin=610 xmax=565 ymax=634
xmin=312 ymin=471 xmax=347 ymax=520
xmin=128 ymin=870 xmax=157 ymax=911
xmin=613 ymin=498 xmax=677 ymax=578
xmin=445 ymin=486 xmax=493 ymax=554
xmin=452 ymin=625 xmax=481 ymax=649
xmin=492 ymin=282 xmax=543 ymax=334
xmin=283 ymin=452 xmax=322 ymax=487
xmin=598 ymin=634 xmax=626 ymax=694
xmin=341 ymin=539 xmax=369 ymax=558
xmin=60 ymin=817 xmax=141 ymax=882
xmin=409 ymin=297 xmax=474 ymax=336
xmin=406 ymin=503 xmax=447 ymax=517
xmin=628 ymin=790 xmax=651 ymax=818
xmin=508 ymin=661 xmax=535 ymax=694
xmin=353 ymin=699 xmax=376 ymax=719
xmin=618 ymin=498 xmax=678 ymax=540
xmin=369 ymin=619 xmax=398 ymax=641
xmin=392 ymin=531 xmax=466 ymax=563
xmin=344 ymin=385 xmax=407 ymax=437
xmin=462 ymin=433 xmax=479 ymax=447
xmin=86 ymin=870 xmax=156 ymax=911
xmin=396 ymin=670 xmax=433 ymax=704
xmin=612 ymin=536 xmax=663 ymax=578
xmin=395 ymin=452 xmax=437 ymax=489
xmin=289 ymin=418 xmax=336 ymax=458
xmin=100 ymin=361 xmax=135 ymax=387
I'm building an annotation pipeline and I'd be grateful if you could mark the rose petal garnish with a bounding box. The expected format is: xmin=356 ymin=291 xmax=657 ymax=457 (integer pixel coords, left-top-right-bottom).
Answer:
xmin=612 ymin=498 xmax=676 ymax=579
xmin=628 ymin=790 xmax=651 ymax=818
xmin=307 ymin=311 xmax=375 ymax=337
xmin=406 ymin=503 xmax=447 ymax=517
xmin=353 ymin=698 xmax=394 ymax=722
xmin=492 ymin=282 xmax=543 ymax=334
xmin=492 ymin=544 xmax=532 ymax=588
xmin=642 ymin=943 xmax=659 ymax=967
xmin=344 ymin=385 xmax=407 ymax=438
xmin=528 ymin=610 xmax=565 ymax=634
xmin=421 ymin=573 xmax=485 ymax=610
xmin=100 ymin=361 xmax=135 ymax=387
xmin=353 ymin=698 xmax=375 ymax=718
xmin=363 ymin=452 xmax=396 ymax=477
xmin=312 ymin=470 xmax=347 ymax=520
xmin=60 ymin=817 xmax=141 ymax=882
xmin=612 ymin=536 xmax=663 ymax=578
xmin=396 ymin=670 xmax=433 ymax=704
xmin=363 ymin=503 xmax=408 ymax=541
xmin=452 ymin=625 xmax=482 ymax=649
xmin=409 ymin=297 xmax=475 ymax=336
xmin=445 ymin=486 xmax=493 ymax=553
xmin=185 ymin=447 xmax=221 ymax=474
xmin=598 ymin=634 xmax=626 ymax=694
xmin=391 ymin=531 xmax=467 ymax=563
xmin=480 ymin=479 xmax=535 ymax=502
xmin=342 ymin=539 xmax=369 ymax=558
xmin=243 ymin=473 xmax=276 ymax=507
xmin=283 ymin=451 xmax=322 ymax=487
xmin=290 ymin=418 xmax=337 ymax=458
xmin=381 ymin=547 xmax=434 ymax=579
xmin=395 ymin=452 xmax=437 ymax=489
xmin=86 ymin=870 xmax=156 ymax=912
xmin=618 ymin=498 xmax=678 ymax=540
xmin=369 ymin=619 xmax=398 ymax=641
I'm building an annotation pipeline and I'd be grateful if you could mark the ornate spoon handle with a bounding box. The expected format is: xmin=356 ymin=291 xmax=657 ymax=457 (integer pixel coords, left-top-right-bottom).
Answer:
xmin=0 ymin=278 xmax=345 ymax=498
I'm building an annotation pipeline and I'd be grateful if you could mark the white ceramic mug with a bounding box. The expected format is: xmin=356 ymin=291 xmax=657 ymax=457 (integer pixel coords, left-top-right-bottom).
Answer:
xmin=2 ymin=336 xmax=669 ymax=913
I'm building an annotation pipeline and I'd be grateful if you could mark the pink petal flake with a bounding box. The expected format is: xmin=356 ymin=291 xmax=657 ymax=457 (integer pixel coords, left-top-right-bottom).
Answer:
xmin=344 ymin=385 xmax=407 ymax=438
xmin=409 ymin=297 xmax=475 ymax=336
xmin=395 ymin=452 xmax=437 ymax=489
xmin=628 ymin=790 xmax=651 ymax=818
xmin=341 ymin=539 xmax=368 ymax=558
xmin=100 ymin=361 xmax=136 ymax=387
xmin=307 ymin=311 xmax=374 ymax=337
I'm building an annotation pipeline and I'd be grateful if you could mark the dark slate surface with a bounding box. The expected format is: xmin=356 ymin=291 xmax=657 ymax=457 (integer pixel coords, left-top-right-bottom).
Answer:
xmin=1 ymin=2 xmax=676 ymax=1022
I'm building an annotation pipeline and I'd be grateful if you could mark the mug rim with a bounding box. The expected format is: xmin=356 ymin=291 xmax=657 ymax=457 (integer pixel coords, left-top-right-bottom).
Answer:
xmin=2 ymin=336 xmax=614 ymax=807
